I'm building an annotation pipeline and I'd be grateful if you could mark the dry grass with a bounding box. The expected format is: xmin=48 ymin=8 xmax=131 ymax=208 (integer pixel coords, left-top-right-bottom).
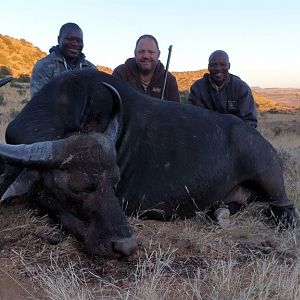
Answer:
xmin=0 ymin=85 xmax=299 ymax=299
xmin=6 ymin=213 xmax=298 ymax=300
xmin=0 ymin=82 xmax=29 ymax=141
xmin=1 ymin=205 xmax=299 ymax=299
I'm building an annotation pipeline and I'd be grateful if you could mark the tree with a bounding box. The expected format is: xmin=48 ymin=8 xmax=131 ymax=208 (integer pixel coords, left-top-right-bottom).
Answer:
xmin=0 ymin=65 xmax=12 ymax=77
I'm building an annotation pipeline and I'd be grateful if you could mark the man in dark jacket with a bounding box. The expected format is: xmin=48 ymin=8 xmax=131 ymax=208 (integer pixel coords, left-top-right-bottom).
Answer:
xmin=188 ymin=50 xmax=257 ymax=128
xmin=112 ymin=34 xmax=180 ymax=102
xmin=31 ymin=22 xmax=97 ymax=97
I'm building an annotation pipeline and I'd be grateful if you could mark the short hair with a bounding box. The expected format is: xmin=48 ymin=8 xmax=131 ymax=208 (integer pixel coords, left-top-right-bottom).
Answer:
xmin=135 ymin=34 xmax=159 ymax=50
xmin=59 ymin=23 xmax=82 ymax=36
xmin=209 ymin=50 xmax=229 ymax=63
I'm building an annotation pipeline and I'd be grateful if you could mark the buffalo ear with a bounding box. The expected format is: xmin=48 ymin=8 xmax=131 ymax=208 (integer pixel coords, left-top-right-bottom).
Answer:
xmin=0 ymin=169 xmax=40 ymax=203
xmin=101 ymin=82 xmax=122 ymax=142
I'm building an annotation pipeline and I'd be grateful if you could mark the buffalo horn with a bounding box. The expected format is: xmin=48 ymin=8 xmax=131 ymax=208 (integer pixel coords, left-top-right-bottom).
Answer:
xmin=0 ymin=77 xmax=13 ymax=88
xmin=0 ymin=169 xmax=40 ymax=203
xmin=0 ymin=141 xmax=57 ymax=167
xmin=101 ymin=82 xmax=122 ymax=142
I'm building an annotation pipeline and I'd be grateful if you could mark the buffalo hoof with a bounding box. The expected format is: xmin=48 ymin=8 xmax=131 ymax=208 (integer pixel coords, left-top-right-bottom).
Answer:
xmin=269 ymin=205 xmax=300 ymax=229
xmin=113 ymin=236 xmax=138 ymax=256
xmin=214 ymin=207 xmax=230 ymax=227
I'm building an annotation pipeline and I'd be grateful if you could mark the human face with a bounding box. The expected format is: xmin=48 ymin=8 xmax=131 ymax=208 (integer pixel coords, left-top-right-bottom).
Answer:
xmin=58 ymin=28 xmax=83 ymax=63
xmin=208 ymin=53 xmax=230 ymax=86
xmin=134 ymin=38 xmax=160 ymax=74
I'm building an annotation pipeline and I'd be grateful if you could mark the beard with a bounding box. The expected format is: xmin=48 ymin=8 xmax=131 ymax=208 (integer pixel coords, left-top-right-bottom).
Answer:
xmin=136 ymin=61 xmax=157 ymax=75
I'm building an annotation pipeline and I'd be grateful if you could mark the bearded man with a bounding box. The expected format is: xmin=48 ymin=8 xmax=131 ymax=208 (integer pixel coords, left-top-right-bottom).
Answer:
xmin=112 ymin=34 xmax=180 ymax=102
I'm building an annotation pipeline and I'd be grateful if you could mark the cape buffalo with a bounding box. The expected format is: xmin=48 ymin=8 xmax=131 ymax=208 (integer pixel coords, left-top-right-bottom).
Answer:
xmin=0 ymin=69 xmax=298 ymax=257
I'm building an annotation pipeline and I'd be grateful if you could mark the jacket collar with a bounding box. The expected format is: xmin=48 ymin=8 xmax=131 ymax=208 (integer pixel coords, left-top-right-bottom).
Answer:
xmin=207 ymin=73 xmax=230 ymax=91
xmin=49 ymin=45 xmax=86 ymax=66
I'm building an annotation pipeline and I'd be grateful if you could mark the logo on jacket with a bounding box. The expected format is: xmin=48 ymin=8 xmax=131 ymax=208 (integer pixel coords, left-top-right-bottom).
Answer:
xmin=227 ymin=100 xmax=238 ymax=112
xmin=152 ymin=87 xmax=161 ymax=93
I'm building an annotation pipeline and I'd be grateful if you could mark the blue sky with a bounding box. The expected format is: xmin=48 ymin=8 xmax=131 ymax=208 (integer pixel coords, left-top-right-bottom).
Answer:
xmin=2 ymin=0 xmax=299 ymax=88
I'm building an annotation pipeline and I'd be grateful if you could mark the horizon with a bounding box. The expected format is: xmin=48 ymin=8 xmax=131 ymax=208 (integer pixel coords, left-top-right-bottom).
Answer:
xmin=2 ymin=0 xmax=300 ymax=88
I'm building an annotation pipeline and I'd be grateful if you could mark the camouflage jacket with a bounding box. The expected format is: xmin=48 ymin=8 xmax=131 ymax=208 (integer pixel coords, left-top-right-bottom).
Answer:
xmin=30 ymin=45 xmax=96 ymax=96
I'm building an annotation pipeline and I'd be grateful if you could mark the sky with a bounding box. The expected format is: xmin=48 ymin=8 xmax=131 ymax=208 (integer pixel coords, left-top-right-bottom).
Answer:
xmin=2 ymin=0 xmax=300 ymax=88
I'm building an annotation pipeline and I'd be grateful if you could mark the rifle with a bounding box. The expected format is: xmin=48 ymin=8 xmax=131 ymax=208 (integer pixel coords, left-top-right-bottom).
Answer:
xmin=0 ymin=77 xmax=13 ymax=88
xmin=161 ymin=45 xmax=173 ymax=99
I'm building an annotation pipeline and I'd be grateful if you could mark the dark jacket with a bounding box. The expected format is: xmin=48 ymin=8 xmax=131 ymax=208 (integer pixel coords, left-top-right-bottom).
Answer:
xmin=31 ymin=45 xmax=97 ymax=96
xmin=112 ymin=58 xmax=180 ymax=102
xmin=188 ymin=73 xmax=257 ymax=128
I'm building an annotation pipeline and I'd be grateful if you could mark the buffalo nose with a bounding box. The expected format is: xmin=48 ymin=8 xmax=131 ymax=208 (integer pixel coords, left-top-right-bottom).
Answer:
xmin=113 ymin=236 xmax=138 ymax=256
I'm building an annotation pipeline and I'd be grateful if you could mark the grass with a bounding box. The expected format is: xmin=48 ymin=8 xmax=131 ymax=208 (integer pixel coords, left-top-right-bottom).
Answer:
xmin=17 ymin=235 xmax=300 ymax=299
xmin=3 ymin=203 xmax=298 ymax=299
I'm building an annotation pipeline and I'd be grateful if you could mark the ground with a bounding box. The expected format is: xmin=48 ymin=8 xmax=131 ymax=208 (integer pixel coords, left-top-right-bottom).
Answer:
xmin=0 ymin=200 xmax=299 ymax=299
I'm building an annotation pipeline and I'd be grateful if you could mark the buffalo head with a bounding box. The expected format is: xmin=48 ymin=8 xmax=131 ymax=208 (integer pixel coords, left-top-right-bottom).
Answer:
xmin=0 ymin=131 xmax=137 ymax=257
xmin=0 ymin=82 xmax=137 ymax=257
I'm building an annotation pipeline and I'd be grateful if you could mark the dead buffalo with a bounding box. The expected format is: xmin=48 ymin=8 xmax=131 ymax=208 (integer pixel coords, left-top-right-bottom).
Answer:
xmin=0 ymin=69 xmax=298 ymax=257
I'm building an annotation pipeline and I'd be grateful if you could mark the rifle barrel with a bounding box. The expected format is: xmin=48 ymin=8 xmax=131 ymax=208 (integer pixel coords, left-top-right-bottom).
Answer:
xmin=161 ymin=45 xmax=173 ymax=99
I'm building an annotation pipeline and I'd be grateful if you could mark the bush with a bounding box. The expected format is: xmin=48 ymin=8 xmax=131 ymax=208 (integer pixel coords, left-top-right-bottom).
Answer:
xmin=17 ymin=89 xmax=26 ymax=95
xmin=0 ymin=93 xmax=6 ymax=106
xmin=180 ymin=90 xmax=189 ymax=103
xmin=10 ymin=109 xmax=20 ymax=119
xmin=0 ymin=65 xmax=12 ymax=77
xmin=17 ymin=74 xmax=30 ymax=83
xmin=272 ymin=126 xmax=282 ymax=136
xmin=10 ymin=82 xmax=24 ymax=89
xmin=21 ymin=99 xmax=29 ymax=104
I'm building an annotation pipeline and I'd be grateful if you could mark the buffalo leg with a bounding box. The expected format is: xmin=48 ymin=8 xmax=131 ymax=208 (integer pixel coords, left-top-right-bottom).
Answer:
xmin=0 ymin=164 xmax=22 ymax=197
xmin=254 ymin=168 xmax=299 ymax=227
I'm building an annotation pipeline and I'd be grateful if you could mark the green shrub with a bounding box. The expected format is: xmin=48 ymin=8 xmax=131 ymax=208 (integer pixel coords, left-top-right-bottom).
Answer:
xmin=180 ymin=90 xmax=189 ymax=103
xmin=0 ymin=65 xmax=12 ymax=77
xmin=0 ymin=93 xmax=6 ymax=105
xmin=272 ymin=126 xmax=282 ymax=136
xmin=21 ymin=99 xmax=29 ymax=104
xmin=10 ymin=82 xmax=24 ymax=89
xmin=10 ymin=109 xmax=20 ymax=119
xmin=16 ymin=74 xmax=30 ymax=83
xmin=17 ymin=89 xmax=26 ymax=95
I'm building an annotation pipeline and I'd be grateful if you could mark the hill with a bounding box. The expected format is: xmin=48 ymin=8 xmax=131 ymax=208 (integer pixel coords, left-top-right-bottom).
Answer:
xmin=0 ymin=35 xmax=298 ymax=112
xmin=0 ymin=35 xmax=113 ymax=78
xmin=252 ymin=87 xmax=300 ymax=109
xmin=172 ymin=70 xmax=207 ymax=92
xmin=0 ymin=35 xmax=45 ymax=77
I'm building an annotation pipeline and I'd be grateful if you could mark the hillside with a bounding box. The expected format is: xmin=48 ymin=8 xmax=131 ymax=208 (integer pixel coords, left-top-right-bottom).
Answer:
xmin=253 ymin=87 xmax=300 ymax=108
xmin=0 ymin=35 xmax=113 ymax=78
xmin=0 ymin=35 xmax=298 ymax=112
xmin=0 ymin=35 xmax=45 ymax=77
xmin=172 ymin=70 xmax=207 ymax=92
xmin=252 ymin=91 xmax=295 ymax=112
